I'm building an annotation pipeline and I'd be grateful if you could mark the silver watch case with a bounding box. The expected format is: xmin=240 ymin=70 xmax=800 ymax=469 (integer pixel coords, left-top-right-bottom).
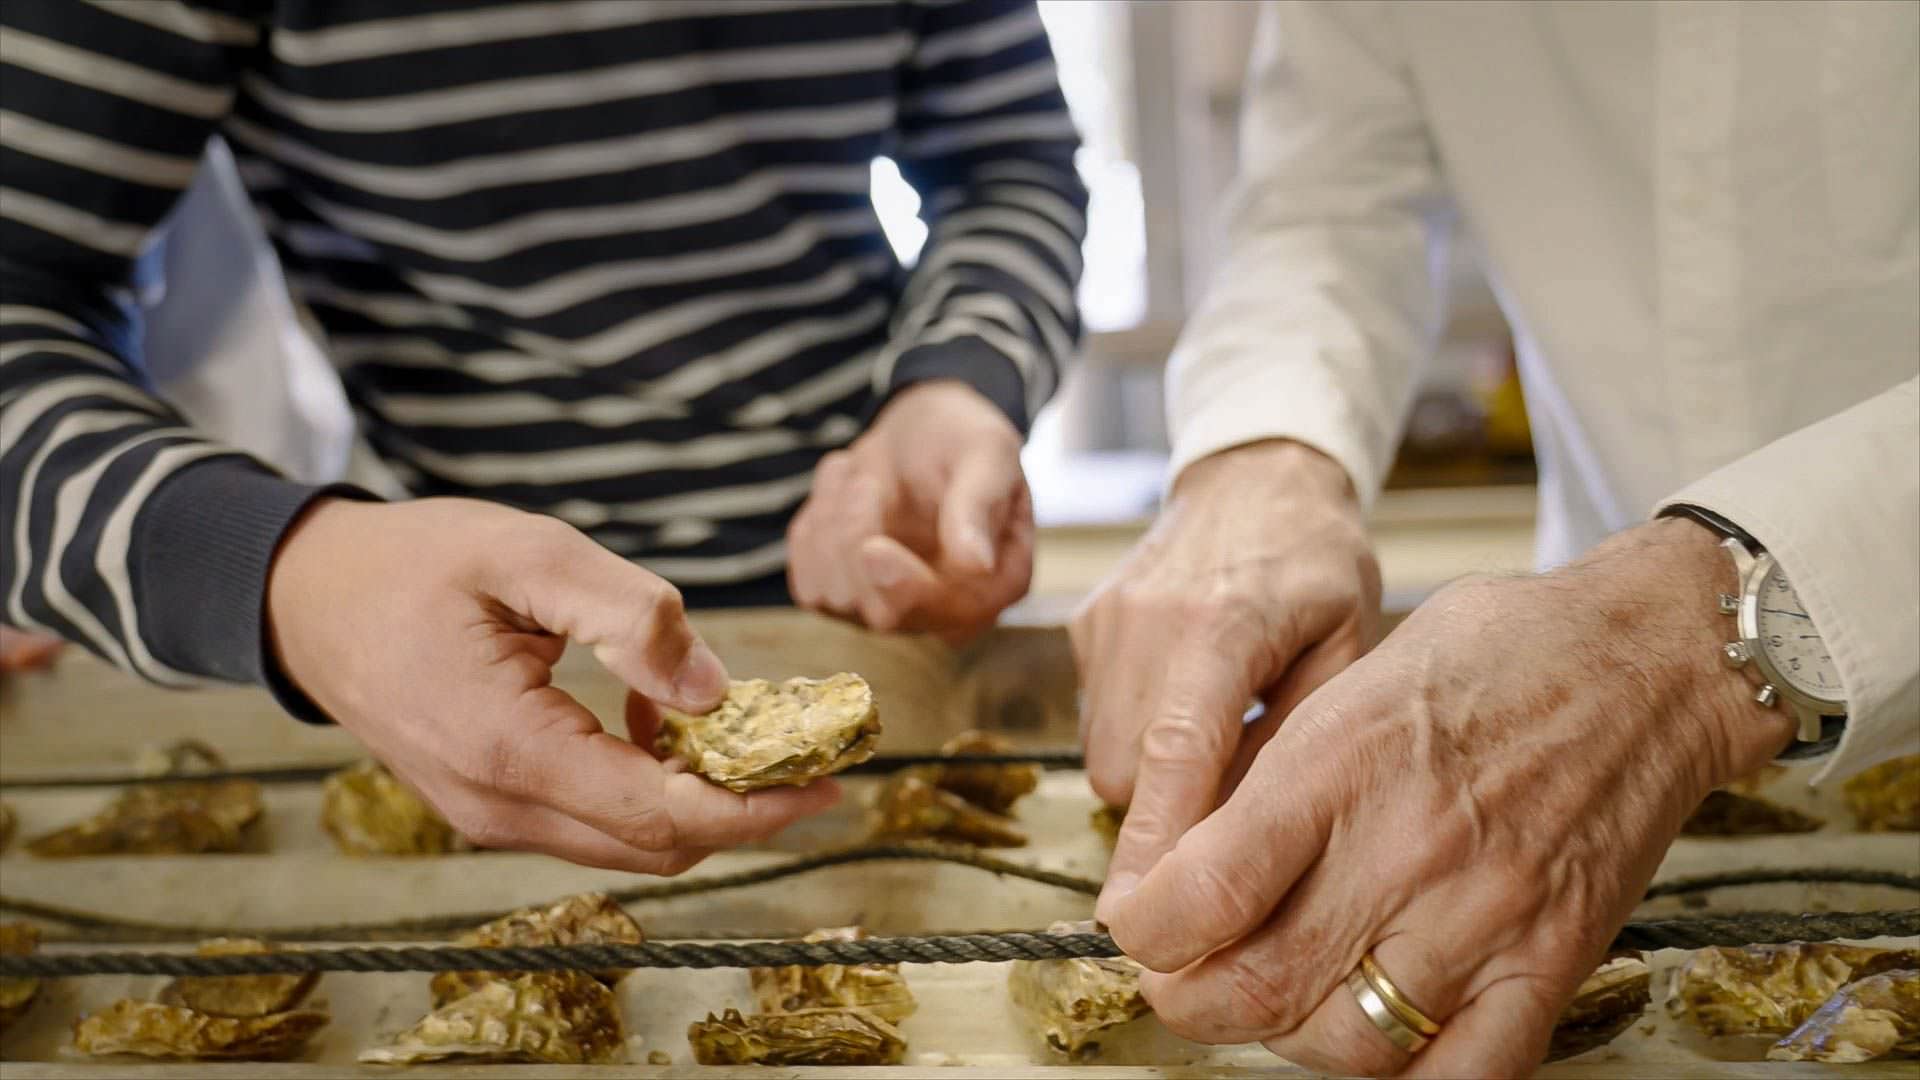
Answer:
xmin=1717 ymin=538 xmax=1846 ymax=739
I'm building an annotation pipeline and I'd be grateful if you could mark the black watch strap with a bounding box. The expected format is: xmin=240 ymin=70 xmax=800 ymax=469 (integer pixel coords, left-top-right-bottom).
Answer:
xmin=1657 ymin=504 xmax=1847 ymax=760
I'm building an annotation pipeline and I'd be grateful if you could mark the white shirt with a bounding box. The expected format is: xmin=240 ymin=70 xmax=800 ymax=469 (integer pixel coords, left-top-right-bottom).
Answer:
xmin=1168 ymin=0 xmax=1918 ymax=777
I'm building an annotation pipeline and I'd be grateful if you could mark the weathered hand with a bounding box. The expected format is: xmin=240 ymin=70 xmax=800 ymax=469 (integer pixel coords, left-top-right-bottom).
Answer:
xmin=1103 ymin=519 xmax=1797 ymax=1077
xmin=788 ymin=380 xmax=1032 ymax=644
xmin=1071 ymin=440 xmax=1379 ymax=908
xmin=267 ymin=497 xmax=839 ymax=874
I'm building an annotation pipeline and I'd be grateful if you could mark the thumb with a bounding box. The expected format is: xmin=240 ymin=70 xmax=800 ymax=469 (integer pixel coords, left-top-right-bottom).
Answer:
xmin=938 ymin=451 xmax=1021 ymax=574
xmin=491 ymin=517 xmax=729 ymax=713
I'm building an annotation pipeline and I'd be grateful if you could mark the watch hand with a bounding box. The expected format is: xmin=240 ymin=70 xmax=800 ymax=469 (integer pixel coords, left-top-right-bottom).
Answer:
xmin=1760 ymin=608 xmax=1810 ymax=619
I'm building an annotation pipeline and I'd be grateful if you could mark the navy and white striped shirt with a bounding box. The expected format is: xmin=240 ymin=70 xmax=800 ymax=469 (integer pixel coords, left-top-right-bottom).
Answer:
xmin=0 ymin=0 xmax=1085 ymax=691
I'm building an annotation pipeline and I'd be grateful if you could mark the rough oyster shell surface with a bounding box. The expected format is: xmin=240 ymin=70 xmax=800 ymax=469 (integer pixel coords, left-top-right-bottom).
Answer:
xmin=749 ymin=926 xmax=918 ymax=1023
xmin=1546 ymin=956 xmax=1651 ymax=1061
xmin=656 ymin=674 xmax=880 ymax=792
xmin=925 ymin=729 xmax=1040 ymax=813
xmin=1843 ymin=754 xmax=1920 ymax=832
xmin=321 ymin=760 xmax=464 ymax=855
xmin=27 ymin=779 xmax=262 ymax=856
xmin=1669 ymin=944 xmax=1920 ymax=1037
xmin=688 ymin=1006 xmax=906 ymax=1066
xmin=361 ymin=973 xmax=625 ymax=1065
xmin=872 ymin=772 xmax=1027 ymax=846
xmin=158 ymin=939 xmax=319 ymax=1019
xmin=0 ymin=921 xmax=41 ymax=1033
xmin=1680 ymin=790 xmax=1824 ymax=835
xmin=1008 ymin=920 xmax=1150 ymax=1059
xmin=71 ymin=1000 xmax=328 ymax=1060
xmin=1769 ymin=969 xmax=1920 ymax=1063
xmin=432 ymin=892 xmax=643 ymax=1006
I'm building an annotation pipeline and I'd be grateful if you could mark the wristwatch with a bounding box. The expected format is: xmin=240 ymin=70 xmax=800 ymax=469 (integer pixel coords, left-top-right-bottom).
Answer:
xmin=1659 ymin=505 xmax=1847 ymax=759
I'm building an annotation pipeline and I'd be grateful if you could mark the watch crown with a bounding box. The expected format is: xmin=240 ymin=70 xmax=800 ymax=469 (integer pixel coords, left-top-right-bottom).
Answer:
xmin=1755 ymin=684 xmax=1779 ymax=707
xmin=1718 ymin=593 xmax=1740 ymax=615
xmin=1722 ymin=642 xmax=1751 ymax=668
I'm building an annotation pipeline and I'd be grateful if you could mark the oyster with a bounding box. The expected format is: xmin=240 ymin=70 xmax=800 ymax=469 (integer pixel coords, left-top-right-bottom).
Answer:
xmin=27 ymin=779 xmax=262 ymax=856
xmin=1008 ymin=920 xmax=1151 ymax=1059
xmin=1669 ymin=944 xmax=1920 ymax=1036
xmin=322 ymin=760 xmax=465 ymax=855
xmin=1843 ymin=754 xmax=1920 ymax=832
xmin=922 ymin=730 xmax=1040 ymax=813
xmin=872 ymin=773 xmax=1027 ymax=846
xmin=688 ymin=1006 xmax=906 ymax=1066
xmin=361 ymin=973 xmax=625 ymax=1065
xmin=1769 ymin=969 xmax=1920 ymax=1063
xmin=1680 ymin=790 xmax=1824 ymax=835
xmin=72 ymin=1001 xmax=328 ymax=1060
xmin=1545 ymin=956 xmax=1651 ymax=1061
xmin=656 ymin=674 xmax=880 ymax=792
xmin=0 ymin=922 xmax=41 ymax=1033
xmin=432 ymin=892 xmax=643 ymax=1006
xmin=749 ymin=926 xmax=917 ymax=1023
xmin=158 ymin=939 xmax=318 ymax=1018
xmin=1091 ymin=803 xmax=1125 ymax=847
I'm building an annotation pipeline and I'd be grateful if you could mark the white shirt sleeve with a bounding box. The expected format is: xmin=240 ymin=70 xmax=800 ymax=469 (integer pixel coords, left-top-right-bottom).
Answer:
xmin=1659 ymin=377 xmax=1920 ymax=781
xmin=1166 ymin=0 xmax=1449 ymax=505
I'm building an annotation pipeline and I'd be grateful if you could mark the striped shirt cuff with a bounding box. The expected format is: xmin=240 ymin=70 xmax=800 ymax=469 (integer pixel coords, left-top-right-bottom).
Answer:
xmin=876 ymin=336 xmax=1030 ymax=434
xmin=132 ymin=458 xmax=377 ymax=723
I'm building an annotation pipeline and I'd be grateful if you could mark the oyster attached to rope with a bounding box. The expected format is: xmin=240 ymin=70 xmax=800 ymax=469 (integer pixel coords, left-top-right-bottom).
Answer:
xmin=749 ymin=926 xmax=917 ymax=1023
xmin=322 ymin=760 xmax=465 ymax=856
xmin=1680 ymin=790 xmax=1824 ymax=836
xmin=1769 ymin=969 xmax=1920 ymax=1063
xmin=361 ymin=973 xmax=625 ymax=1065
xmin=688 ymin=1006 xmax=906 ymax=1066
xmin=0 ymin=922 xmax=41 ymax=1033
xmin=1545 ymin=956 xmax=1651 ymax=1061
xmin=1843 ymin=754 xmax=1920 ymax=832
xmin=1668 ymin=944 xmax=1920 ymax=1037
xmin=1008 ymin=920 xmax=1151 ymax=1059
xmin=158 ymin=939 xmax=319 ymax=1019
xmin=27 ymin=779 xmax=262 ymax=856
xmin=872 ymin=773 xmax=1027 ymax=847
xmin=74 ymin=940 xmax=326 ymax=1060
xmin=431 ymin=892 xmax=643 ymax=1006
xmin=921 ymin=730 xmax=1041 ymax=813
xmin=656 ymin=674 xmax=880 ymax=792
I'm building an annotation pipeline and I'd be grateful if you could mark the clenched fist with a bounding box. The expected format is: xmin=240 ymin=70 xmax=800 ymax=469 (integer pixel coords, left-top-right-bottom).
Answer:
xmin=788 ymin=380 xmax=1034 ymax=644
xmin=267 ymin=497 xmax=839 ymax=874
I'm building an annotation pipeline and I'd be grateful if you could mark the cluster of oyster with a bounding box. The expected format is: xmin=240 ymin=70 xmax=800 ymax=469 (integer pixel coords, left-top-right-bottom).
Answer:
xmin=689 ymin=924 xmax=915 ymax=1066
xmin=360 ymin=893 xmax=640 ymax=1065
xmin=870 ymin=730 xmax=1041 ymax=846
xmin=1668 ymin=943 xmax=1920 ymax=1062
xmin=71 ymin=939 xmax=329 ymax=1060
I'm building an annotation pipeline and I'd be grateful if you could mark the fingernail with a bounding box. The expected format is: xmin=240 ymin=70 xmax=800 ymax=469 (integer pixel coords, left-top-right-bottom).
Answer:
xmin=1094 ymin=871 xmax=1139 ymax=924
xmin=962 ymin=530 xmax=994 ymax=571
xmin=868 ymin=556 xmax=904 ymax=588
xmin=673 ymin=642 xmax=727 ymax=706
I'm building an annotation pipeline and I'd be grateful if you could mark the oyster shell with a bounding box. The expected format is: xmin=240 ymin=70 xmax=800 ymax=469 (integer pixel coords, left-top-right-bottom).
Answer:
xmin=923 ymin=730 xmax=1040 ymax=813
xmin=1843 ymin=754 xmax=1920 ymax=832
xmin=322 ymin=760 xmax=465 ymax=856
xmin=688 ymin=1006 xmax=906 ymax=1066
xmin=1546 ymin=956 xmax=1651 ymax=1061
xmin=872 ymin=773 xmax=1027 ymax=846
xmin=27 ymin=779 xmax=262 ymax=856
xmin=1769 ymin=969 xmax=1920 ymax=1063
xmin=749 ymin=926 xmax=917 ymax=1023
xmin=1680 ymin=790 xmax=1824 ymax=835
xmin=158 ymin=939 xmax=318 ymax=1018
xmin=432 ymin=892 xmax=643 ymax=1007
xmin=1668 ymin=944 xmax=1920 ymax=1036
xmin=1008 ymin=920 xmax=1151 ymax=1059
xmin=72 ymin=1000 xmax=328 ymax=1060
xmin=656 ymin=674 xmax=880 ymax=792
xmin=361 ymin=973 xmax=625 ymax=1065
xmin=0 ymin=922 xmax=41 ymax=1033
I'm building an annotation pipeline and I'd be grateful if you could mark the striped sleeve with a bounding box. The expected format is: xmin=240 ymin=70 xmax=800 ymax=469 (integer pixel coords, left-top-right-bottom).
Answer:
xmin=879 ymin=0 xmax=1088 ymax=431
xmin=1 ymin=0 xmax=353 ymax=692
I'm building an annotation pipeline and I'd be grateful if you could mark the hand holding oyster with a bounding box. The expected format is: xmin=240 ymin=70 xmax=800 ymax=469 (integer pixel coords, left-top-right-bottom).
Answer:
xmin=655 ymin=673 xmax=880 ymax=792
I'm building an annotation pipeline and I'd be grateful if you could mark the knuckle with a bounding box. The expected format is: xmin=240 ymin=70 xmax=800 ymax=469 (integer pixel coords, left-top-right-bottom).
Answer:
xmin=1138 ymin=718 xmax=1223 ymax=770
xmin=617 ymin=802 xmax=678 ymax=852
xmin=1217 ymin=960 xmax=1303 ymax=1038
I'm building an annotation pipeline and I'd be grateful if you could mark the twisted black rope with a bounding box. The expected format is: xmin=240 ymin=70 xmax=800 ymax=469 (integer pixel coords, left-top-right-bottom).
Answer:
xmin=0 ymin=751 xmax=1089 ymax=791
xmin=1642 ymin=867 xmax=1920 ymax=899
xmin=6 ymin=910 xmax=1919 ymax=978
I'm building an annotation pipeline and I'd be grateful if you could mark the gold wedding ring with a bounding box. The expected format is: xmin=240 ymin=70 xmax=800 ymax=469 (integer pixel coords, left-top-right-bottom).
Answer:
xmin=1347 ymin=951 xmax=1442 ymax=1053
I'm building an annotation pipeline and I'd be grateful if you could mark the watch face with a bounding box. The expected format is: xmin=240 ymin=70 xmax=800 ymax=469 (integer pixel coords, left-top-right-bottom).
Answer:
xmin=1754 ymin=562 xmax=1841 ymax=700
